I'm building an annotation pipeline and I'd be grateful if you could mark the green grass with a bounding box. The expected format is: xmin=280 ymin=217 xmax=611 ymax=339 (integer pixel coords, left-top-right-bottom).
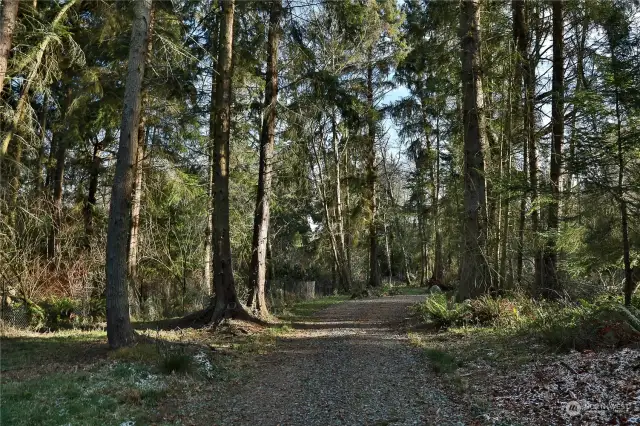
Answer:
xmin=394 ymin=286 xmax=429 ymax=296
xmin=1 ymin=329 xmax=107 ymax=372
xmin=1 ymin=362 xmax=166 ymax=426
xmin=278 ymin=295 xmax=350 ymax=321
xmin=423 ymin=348 xmax=460 ymax=374
xmin=0 ymin=328 xmax=233 ymax=425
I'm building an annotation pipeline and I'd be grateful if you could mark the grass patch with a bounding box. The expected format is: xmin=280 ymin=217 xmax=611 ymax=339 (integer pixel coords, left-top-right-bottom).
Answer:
xmin=423 ymin=348 xmax=459 ymax=374
xmin=394 ymin=286 xmax=429 ymax=296
xmin=278 ymin=295 xmax=349 ymax=321
xmin=0 ymin=362 xmax=164 ymax=426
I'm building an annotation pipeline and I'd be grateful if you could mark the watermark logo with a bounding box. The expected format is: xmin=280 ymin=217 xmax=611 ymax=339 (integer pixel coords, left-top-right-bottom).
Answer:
xmin=565 ymin=401 xmax=581 ymax=417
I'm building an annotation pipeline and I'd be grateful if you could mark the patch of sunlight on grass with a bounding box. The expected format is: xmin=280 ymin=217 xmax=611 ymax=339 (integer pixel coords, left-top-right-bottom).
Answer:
xmin=279 ymin=295 xmax=350 ymax=321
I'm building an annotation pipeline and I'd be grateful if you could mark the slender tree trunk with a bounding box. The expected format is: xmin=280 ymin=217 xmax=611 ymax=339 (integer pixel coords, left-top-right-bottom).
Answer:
xmin=529 ymin=5 xmax=542 ymax=294
xmin=48 ymin=134 xmax=67 ymax=259
xmin=458 ymin=0 xmax=489 ymax=300
xmin=331 ymin=111 xmax=351 ymax=291
xmin=128 ymin=125 xmax=147 ymax=314
xmin=542 ymin=0 xmax=564 ymax=298
xmin=0 ymin=0 xmax=19 ymax=97
xmin=247 ymin=0 xmax=281 ymax=317
xmin=128 ymin=6 xmax=155 ymax=317
xmin=366 ymin=52 xmax=381 ymax=288
xmin=83 ymin=138 xmax=102 ymax=245
xmin=608 ymin=35 xmax=633 ymax=306
xmin=105 ymin=0 xmax=153 ymax=348
xmin=433 ymin=116 xmax=443 ymax=283
xmin=204 ymin=8 xmax=220 ymax=295
xmin=210 ymin=0 xmax=244 ymax=322
xmin=35 ymin=94 xmax=48 ymax=195
xmin=513 ymin=0 xmax=527 ymax=287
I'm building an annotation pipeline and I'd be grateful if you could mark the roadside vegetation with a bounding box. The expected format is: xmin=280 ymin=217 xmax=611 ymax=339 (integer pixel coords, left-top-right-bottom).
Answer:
xmin=0 ymin=293 xmax=349 ymax=426
xmin=409 ymin=291 xmax=640 ymax=423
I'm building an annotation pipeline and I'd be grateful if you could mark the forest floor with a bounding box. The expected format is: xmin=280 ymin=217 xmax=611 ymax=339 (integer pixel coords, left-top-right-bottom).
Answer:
xmin=2 ymin=290 xmax=639 ymax=425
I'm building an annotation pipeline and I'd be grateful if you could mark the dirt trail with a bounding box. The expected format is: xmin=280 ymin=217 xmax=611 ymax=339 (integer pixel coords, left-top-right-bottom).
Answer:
xmin=208 ymin=295 xmax=465 ymax=425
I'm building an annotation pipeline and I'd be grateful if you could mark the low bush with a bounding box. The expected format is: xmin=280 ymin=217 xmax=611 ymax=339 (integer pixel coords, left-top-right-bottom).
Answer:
xmin=414 ymin=292 xmax=640 ymax=352
xmin=532 ymin=300 xmax=640 ymax=351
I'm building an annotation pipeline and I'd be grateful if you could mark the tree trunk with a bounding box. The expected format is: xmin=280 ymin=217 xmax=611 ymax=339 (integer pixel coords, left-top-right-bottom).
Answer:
xmin=48 ymin=135 xmax=67 ymax=259
xmin=458 ymin=0 xmax=489 ymax=300
xmin=105 ymin=0 xmax=153 ymax=349
xmin=0 ymin=0 xmax=19 ymax=97
xmin=331 ymin=111 xmax=351 ymax=291
xmin=35 ymin=94 xmax=48 ymax=195
xmin=608 ymin=33 xmax=633 ymax=306
xmin=542 ymin=0 xmax=564 ymax=298
xmin=204 ymin=6 xmax=220 ymax=294
xmin=210 ymin=0 xmax=244 ymax=322
xmin=247 ymin=0 xmax=281 ymax=318
xmin=83 ymin=138 xmax=102 ymax=246
xmin=529 ymin=5 xmax=542 ymax=294
xmin=433 ymin=116 xmax=443 ymax=283
xmin=366 ymin=52 xmax=381 ymax=288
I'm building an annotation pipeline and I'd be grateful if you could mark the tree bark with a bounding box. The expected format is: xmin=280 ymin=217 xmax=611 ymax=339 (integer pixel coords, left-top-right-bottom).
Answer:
xmin=204 ymin=6 xmax=220 ymax=294
xmin=0 ymin=0 xmax=19 ymax=97
xmin=83 ymin=137 xmax=102 ymax=246
xmin=105 ymin=0 xmax=153 ymax=349
xmin=48 ymin=134 xmax=67 ymax=259
xmin=35 ymin=94 xmax=48 ymax=195
xmin=458 ymin=0 xmax=490 ymax=300
xmin=366 ymin=52 xmax=381 ymax=288
xmin=542 ymin=0 xmax=564 ymax=298
xmin=247 ymin=0 xmax=281 ymax=317
xmin=210 ymin=0 xmax=244 ymax=322
xmin=513 ymin=0 xmax=527 ymax=287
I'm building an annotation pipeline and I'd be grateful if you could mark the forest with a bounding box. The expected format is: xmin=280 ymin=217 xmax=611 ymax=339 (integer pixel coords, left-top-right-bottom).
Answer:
xmin=1 ymin=0 xmax=640 ymax=424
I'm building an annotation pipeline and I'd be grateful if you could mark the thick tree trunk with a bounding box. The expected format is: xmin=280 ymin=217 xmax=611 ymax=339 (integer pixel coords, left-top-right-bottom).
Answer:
xmin=247 ymin=0 xmax=281 ymax=317
xmin=105 ymin=0 xmax=153 ymax=349
xmin=366 ymin=54 xmax=381 ymax=288
xmin=0 ymin=0 xmax=19 ymax=97
xmin=542 ymin=0 xmax=564 ymax=298
xmin=458 ymin=0 xmax=490 ymax=300
xmin=210 ymin=0 xmax=244 ymax=322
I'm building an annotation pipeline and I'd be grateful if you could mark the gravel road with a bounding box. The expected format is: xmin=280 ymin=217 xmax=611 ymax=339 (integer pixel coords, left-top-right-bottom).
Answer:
xmin=210 ymin=295 xmax=466 ymax=425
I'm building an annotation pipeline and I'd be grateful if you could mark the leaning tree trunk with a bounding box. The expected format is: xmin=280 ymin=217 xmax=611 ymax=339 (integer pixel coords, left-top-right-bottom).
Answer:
xmin=366 ymin=52 xmax=381 ymax=288
xmin=458 ymin=0 xmax=490 ymax=301
xmin=0 ymin=0 xmax=19 ymax=97
xmin=105 ymin=0 xmax=153 ymax=349
xmin=247 ymin=0 xmax=281 ymax=318
xmin=210 ymin=0 xmax=244 ymax=322
xmin=542 ymin=0 xmax=564 ymax=299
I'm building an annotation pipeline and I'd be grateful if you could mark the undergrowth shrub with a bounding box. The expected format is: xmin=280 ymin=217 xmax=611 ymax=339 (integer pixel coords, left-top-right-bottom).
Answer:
xmin=532 ymin=300 xmax=640 ymax=351
xmin=414 ymin=292 xmax=640 ymax=352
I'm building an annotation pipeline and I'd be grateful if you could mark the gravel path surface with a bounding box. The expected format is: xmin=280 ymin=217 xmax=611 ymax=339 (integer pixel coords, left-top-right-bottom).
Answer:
xmin=211 ymin=295 xmax=465 ymax=425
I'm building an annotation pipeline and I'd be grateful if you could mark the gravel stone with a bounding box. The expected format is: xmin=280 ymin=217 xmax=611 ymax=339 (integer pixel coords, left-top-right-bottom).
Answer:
xmin=210 ymin=295 xmax=465 ymax=425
